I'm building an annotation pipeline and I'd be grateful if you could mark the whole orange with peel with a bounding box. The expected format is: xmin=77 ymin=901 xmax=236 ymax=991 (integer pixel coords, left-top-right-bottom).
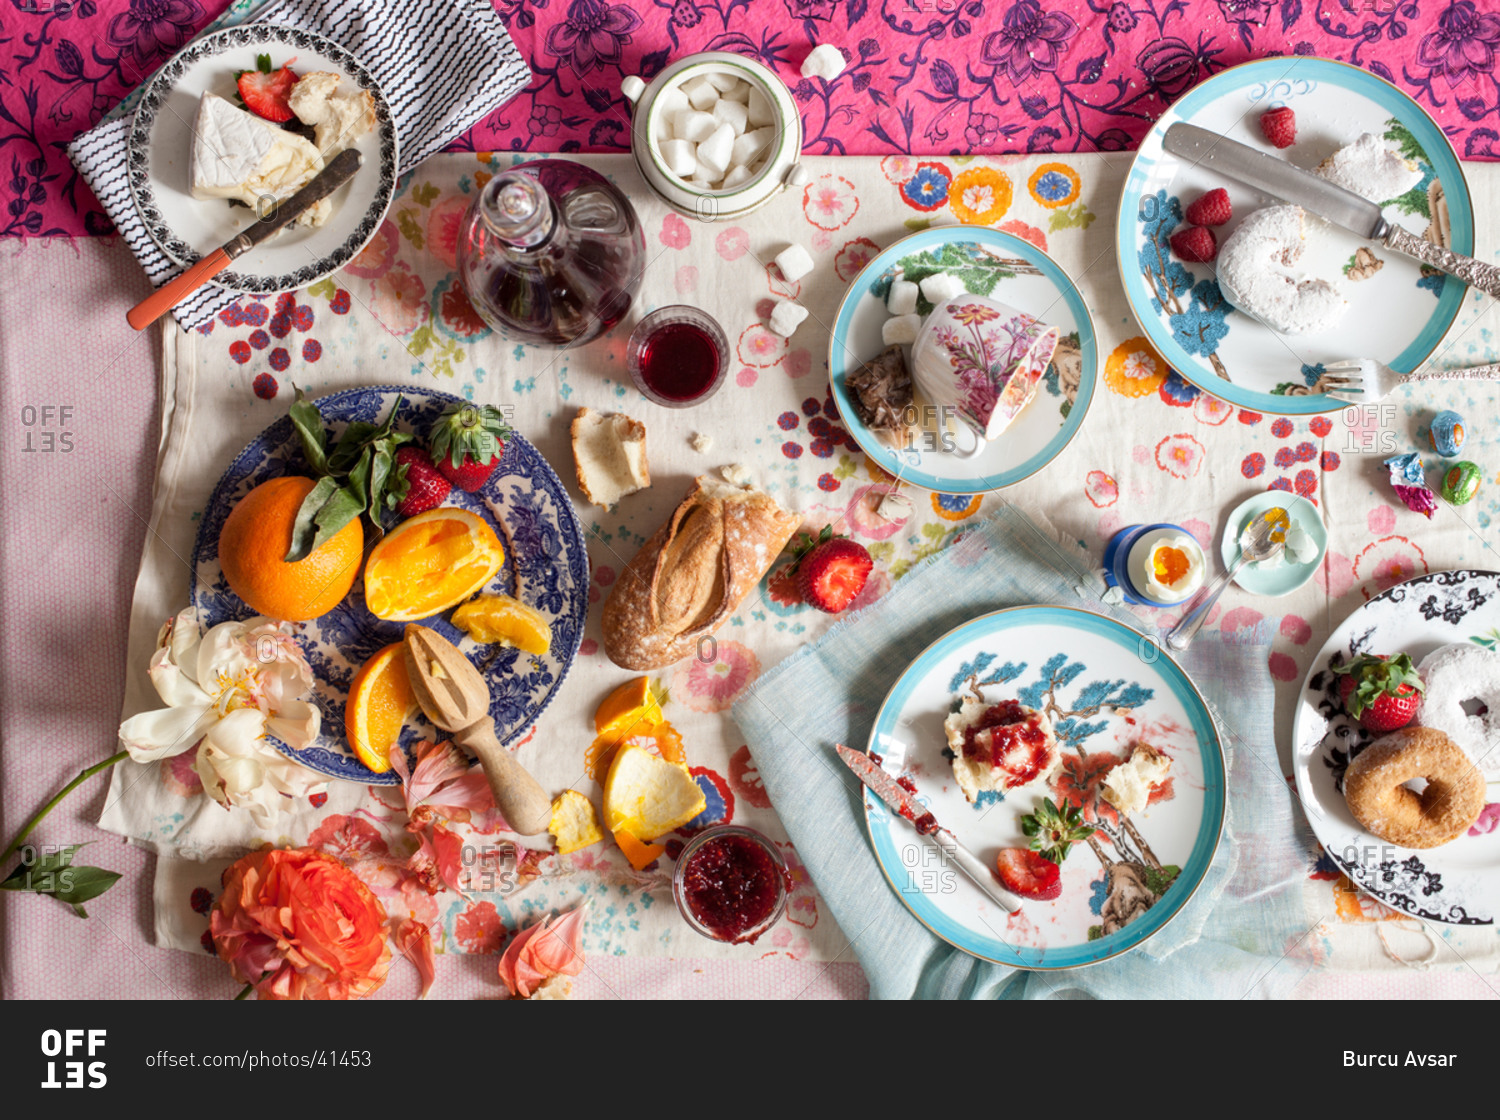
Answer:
xmin=218 ymin=475 xmax=363 ymax=621
xmin=362 ymin=508 xmax=505 ymax=621
xmin=345 ymin=642 xmax=418 ymax=773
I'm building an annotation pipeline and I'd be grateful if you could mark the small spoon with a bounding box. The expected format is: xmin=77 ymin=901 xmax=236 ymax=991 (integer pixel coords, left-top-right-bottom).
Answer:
xmin=1165 ymin=506 xmax=1288 ymax=651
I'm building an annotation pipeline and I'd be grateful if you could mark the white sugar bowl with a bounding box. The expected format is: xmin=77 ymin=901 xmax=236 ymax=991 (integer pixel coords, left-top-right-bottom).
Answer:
xmin=621 ymin=51 xmax=807 ymax=223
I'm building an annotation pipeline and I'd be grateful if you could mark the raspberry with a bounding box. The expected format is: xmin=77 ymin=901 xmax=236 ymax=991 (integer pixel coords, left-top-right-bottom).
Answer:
xmin=1185 ymin=187 xmax=1232 ymax=226
xmin=1169 ymin=225 xmax=1217 ymax=263
xmin=1260 ymin=106 xmax=1297 ymax=149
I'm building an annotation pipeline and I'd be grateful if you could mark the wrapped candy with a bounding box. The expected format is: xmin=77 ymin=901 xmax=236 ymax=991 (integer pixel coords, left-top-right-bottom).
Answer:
xmin=1392 ymin=483 xmax=1439 ymax=519
xmin=1384 ymin=452 xmax=1425 ymax=486
xmin=1429 ymin=410 xmax=1466 ymax=457
xmin=1441 ymin=461 xmax=1482 ymax=505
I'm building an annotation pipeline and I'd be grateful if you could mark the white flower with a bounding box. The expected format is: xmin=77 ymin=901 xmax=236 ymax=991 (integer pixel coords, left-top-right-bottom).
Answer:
xmin=117 ymin=608 xmax=325 ymax=825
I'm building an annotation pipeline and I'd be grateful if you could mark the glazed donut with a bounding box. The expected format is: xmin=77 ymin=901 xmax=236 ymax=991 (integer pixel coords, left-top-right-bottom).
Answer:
xmin=1216 ymin=205 xmax=1348 ymax=335
xmin=1418 ymin=643 xmax=1500 ymax=779
xmin=1343 ymin=727 xmax=1486 ymax=849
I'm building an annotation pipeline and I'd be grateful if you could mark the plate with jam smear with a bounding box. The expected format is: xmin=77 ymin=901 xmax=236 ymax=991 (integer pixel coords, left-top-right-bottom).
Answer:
xmin=829 ymin=227 xmax=1097 ymax=495
xmin=863 ymin=606 xmax=1224 ymax=968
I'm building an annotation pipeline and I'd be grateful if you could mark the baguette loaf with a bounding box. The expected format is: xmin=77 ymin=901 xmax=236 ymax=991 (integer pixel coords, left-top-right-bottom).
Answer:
xmin=602 ymin=475 xmax=801 ymax=669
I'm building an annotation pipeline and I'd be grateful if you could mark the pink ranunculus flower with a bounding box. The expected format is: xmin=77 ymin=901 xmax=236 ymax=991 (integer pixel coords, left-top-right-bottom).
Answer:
xmin=498 ymin=906 xmax=588 ymax=998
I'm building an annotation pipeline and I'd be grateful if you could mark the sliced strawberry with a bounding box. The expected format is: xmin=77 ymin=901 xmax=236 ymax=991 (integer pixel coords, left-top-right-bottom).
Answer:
xmin=995 ymin=848 xmax=1061 ymax=901
xmin=237 ymin=54 xmax=299 ymax=124
xmin=794 ymin=535 xmax=873 ymax=614
xmin=393 ymin=446 xmax=451 ymax=517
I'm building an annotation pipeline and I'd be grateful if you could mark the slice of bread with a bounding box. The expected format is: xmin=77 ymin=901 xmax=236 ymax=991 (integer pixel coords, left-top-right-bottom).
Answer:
xmin=571 ymin=407 xmax=650 ymax=508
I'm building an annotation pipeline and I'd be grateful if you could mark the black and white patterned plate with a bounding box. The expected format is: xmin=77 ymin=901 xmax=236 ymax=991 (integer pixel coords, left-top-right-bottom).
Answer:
xmin=1292 ymin=570 xmax=1500 ymax=925
xmin=127 ymin=24 xmax=398 ymax=295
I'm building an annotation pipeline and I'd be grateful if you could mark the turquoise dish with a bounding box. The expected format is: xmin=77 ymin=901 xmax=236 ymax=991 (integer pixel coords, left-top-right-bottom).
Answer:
xmin=1220 ymin=491 xmax=1328 ymax=597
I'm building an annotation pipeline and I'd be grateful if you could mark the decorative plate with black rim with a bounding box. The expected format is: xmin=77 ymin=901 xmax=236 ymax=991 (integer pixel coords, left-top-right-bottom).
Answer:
xmin=1293 ymin=570 xmax=1500 ymax=924
xmin=127 ymin=24 xmax=398 ymax=296
xmin=189 ymin=387 xmax=589 ymax=785
xmin=863 ymin=606 xmax=1224 ymax=968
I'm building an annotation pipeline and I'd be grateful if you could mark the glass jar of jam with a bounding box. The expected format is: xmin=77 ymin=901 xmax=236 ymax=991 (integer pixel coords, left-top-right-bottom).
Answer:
xmin=672 ymin=826 xmax=789 ymax=944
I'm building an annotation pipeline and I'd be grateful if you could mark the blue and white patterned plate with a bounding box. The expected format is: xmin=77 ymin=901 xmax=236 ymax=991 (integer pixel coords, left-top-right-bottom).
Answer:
xmin=829 ymin=228 xmax=1097 ymax=495
xmin=128 ymin=24 xmax=399 ymax=295
xmin=863 ymin=606 xmax=1224 ymax=969
xmin=1116 ymin=58 xmax=1473 ymax=415
xmin=1293 ymin=570 xmax=1500 ymax=925
xmin=190 ymin=386 xmax=589 ymax=785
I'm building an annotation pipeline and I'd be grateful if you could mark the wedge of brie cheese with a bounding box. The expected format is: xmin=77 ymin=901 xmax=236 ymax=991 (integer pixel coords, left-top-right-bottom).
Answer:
xmin=189 ymin=93 xmax=330 ymax=228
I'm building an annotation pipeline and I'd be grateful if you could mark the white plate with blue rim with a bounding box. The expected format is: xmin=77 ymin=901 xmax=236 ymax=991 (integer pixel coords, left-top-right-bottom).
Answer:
xmin=190 ymin=386 xmax=590 ymax=784
xmin=1293 ymin=570 xmax=1500 ymax=925
xmin=862 ymin=606 xmax=1225 ymax=968
xmin=829 ymin=227 xmax=1097 ymax=495
xmin=1116 ymin=57 xmax=1473 ymax=416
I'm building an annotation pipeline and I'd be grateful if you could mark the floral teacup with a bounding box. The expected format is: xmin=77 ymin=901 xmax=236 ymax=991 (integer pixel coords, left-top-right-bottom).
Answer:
xmin=911 ymin=294 xmax=1059 ymax=454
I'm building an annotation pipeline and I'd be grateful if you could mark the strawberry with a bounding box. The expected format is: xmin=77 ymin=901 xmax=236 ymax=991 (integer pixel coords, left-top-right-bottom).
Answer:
xmin=1259 ymin=106 xmax=1297 ymax=149
xmin=393 ymin=446 xmax=451 ymax=517
xmin=236 ymin=54 xmax=299 ymax=124
xmin=995 ymin=848 xmax=1061 ymax=901
xmin=1335 ymin=652 xmax=1424 ymax=734
xmin=786 ymin=526 xmax=873 ymax=614
xmin=1169 ymin=226 xmax=1217 ymax=263
xmin=1185 ymin=187 xmax=1232 ymax=226
xmin=1021 ymin=799 xmax=1095 ymax=863
xmin=429 ymin=402 xmax=512 ymax=493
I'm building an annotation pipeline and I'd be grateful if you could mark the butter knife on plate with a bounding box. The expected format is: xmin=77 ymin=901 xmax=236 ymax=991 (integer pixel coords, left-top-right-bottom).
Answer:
xmin=127 ymin=147 xmax=363 ymax=330
xmin=1161 ymin=123 xmax=1500 ymax=301
xmin=836 ymin=744 xmax=1022 ymax=912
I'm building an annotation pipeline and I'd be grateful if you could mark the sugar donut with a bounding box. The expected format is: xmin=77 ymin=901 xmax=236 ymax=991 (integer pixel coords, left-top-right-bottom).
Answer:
xmin=1314 ymin=133 xmax=1424 ymax=205
xmin=1418 ymin=643 xmax=1500 ymax=779
xmin=1216 ymin=205 xmax=1348 ymax=335
xmin=1343 ymin=726 xmax=1485 ymax=849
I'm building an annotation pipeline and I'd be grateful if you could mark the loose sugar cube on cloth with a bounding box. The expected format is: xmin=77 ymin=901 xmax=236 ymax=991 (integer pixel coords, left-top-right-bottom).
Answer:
xmin=712 ymin=98 xmax=749 ymax=135
xmin=801 ymin=43 xmax=846 ymax=80
xmin=747 ymin=88 xmax=776 ymax=127
xmin=697 ymin=123 xmax=735 ymax=178
xmin=770 ymin=300 xmax=809 ymax=337
xmin=919 ymin=272 xmax=965 ymax=303
xmin=683 ymin=76 xmax=719 ymax=110
xmin=621 ymin=75 xmax=646 ymax=101
xmin=675 ymin=110 xmax=717 ymax=143
xmin=887 ymin=278 xmax=919 ymax=315
xmin=775 ymin=243 xmax=814 ymax=282
xmin=660 ymin=139 xmax=697 ymax=179
xmin=882 ymin=313 xmax=921 ymax=346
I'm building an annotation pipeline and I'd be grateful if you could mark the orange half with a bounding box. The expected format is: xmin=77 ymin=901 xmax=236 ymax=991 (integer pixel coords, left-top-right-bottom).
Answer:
xmin=362 ymin=508 xmax=505 ymax=622
xmin=345 ymin=641 xmax=417 ymax=773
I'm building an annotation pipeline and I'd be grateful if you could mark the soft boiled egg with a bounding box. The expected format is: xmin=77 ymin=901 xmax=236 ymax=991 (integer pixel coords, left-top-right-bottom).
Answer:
xmin=1130 ymin=530 xmax=1206 ymax=604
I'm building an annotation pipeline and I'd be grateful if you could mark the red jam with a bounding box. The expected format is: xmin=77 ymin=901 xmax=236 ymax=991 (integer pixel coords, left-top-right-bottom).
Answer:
xmin=962 ymin=700 xmax=1052 ymax=788
xmin=896 ymin=775 xmax=919 ymax=795
xmin=912 ymin=811 xmax=939 ymax=835
xmin=680 ymin=834 xmax=787 ymax=944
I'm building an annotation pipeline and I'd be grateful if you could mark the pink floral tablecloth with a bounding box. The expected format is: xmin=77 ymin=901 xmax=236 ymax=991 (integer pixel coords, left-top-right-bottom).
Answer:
xmin=6 ymin=0 xmax=1500 ymax=238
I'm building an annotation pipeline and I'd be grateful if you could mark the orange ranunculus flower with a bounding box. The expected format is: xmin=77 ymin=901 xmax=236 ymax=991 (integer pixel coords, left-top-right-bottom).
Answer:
xmin=210 ymin=846 xmax=392 ymax=1001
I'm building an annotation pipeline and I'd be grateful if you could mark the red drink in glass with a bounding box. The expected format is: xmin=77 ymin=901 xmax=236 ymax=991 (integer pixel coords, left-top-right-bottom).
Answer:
xmin=627 ymin=306 xmax=729 ymax=408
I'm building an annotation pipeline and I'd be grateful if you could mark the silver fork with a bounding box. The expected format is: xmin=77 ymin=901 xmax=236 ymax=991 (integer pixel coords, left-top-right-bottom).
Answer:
xmin=1320 ymin=358 xmax=1500 ymax=403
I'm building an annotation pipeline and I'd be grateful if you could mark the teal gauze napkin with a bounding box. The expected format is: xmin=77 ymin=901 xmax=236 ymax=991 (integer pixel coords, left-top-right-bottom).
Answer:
xmin=733 ymin=503 xmax=1309 ymax=999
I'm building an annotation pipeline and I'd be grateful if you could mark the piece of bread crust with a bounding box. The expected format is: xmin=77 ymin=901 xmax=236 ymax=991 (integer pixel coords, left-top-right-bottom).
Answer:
xmin=602 ymin=475 xmax=800 ymax=670
xmin=571 ymin=407 xmax=650 ymax=508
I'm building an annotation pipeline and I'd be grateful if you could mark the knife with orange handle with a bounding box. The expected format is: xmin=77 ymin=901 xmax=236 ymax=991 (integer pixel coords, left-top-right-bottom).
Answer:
xmin=127 ymin=148 xmax=363 ymax=331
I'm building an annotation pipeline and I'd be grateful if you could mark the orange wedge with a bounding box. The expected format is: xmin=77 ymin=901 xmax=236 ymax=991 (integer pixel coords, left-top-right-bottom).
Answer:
xmin=549 ymin=790 xmax=604 ymax=855
xmin=362 ymin=508 xmax=505 ymax=621
xmin=614 ymin=828 xmax=666 ymax=870
xmin=451 ymin=593 xmax=551 ymax=655
xmin=602 ymin=744 xmax=705 ymax=840
xmin=594 ymin=677 xmax=664 ymax=735
xmin=345 ymin=641 xmax=417 ymax=773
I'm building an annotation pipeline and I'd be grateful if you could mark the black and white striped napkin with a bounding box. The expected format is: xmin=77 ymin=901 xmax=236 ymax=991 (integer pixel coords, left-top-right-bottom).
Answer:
xmin=67 ymin=0 xmax=530 ymax=331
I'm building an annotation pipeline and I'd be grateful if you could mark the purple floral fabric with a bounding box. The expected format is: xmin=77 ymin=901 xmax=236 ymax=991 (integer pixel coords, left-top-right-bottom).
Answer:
xmin=8 ymin=0 xmax=1500 ymax=237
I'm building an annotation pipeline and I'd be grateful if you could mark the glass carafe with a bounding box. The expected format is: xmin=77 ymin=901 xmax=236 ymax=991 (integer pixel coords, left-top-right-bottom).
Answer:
xmin=457 ymin=159 xmax=646 ymax=347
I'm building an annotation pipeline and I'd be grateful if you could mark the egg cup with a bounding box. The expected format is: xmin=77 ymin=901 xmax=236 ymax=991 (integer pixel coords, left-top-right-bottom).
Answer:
xmin=1103 ymin=522 xmax=1207 ymax=607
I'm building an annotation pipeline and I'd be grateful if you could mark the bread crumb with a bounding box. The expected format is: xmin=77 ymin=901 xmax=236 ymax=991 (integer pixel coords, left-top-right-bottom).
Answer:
xmin=721 ymin=462 xmax=753 ymax=487
xmin=690 ymin=431 xmax=714 ymax=453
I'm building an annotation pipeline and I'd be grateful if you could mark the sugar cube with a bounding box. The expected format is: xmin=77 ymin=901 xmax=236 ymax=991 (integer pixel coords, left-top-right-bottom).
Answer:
xmin=675 ymin=109 xmax=717 ymax=143
xmin=775 ymin=243 xmax=815 ymax=283
xmin=660 ymin=138 xmax=698 ymax=180
xmin=800 ymin=43 xmax=846 ymax=80
xmin=731 ymin=127 xmax=775 ymax=167
xmin=769 ymin=300 xmax=809 ymax=337
xmin=691 ymin=174 xmax=721 ymax=189
xmin=887 ymin=279 xmax=919 ymax=315
xmin=657 ymin=85 xmax=689 ymax=117
xmin=712 ymin=98 xmax=749 ymax=136
xmin=706 ymin=71 xmax=740 ymax=92
xmin=621 ymin=75 xmax=646 ymax=101
xmin=683 ymin=76 xmax=719 ymax=110
xmin=724 ymin=79 xmax=751 ymax=103
xmin=721 ymin=164 xmax=754 ymax=190
xmin=747 ymin=88 xmax=776 ymax=127
xmin=654 ymin=115 xmax=674 ymax=142
xmin=919 ymin=272 xmax=965 ymax=303
xmin=696 ymin=123 xmax=736 ymax=178
xmin=882 ymin=314 xmax=921 ymax=346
